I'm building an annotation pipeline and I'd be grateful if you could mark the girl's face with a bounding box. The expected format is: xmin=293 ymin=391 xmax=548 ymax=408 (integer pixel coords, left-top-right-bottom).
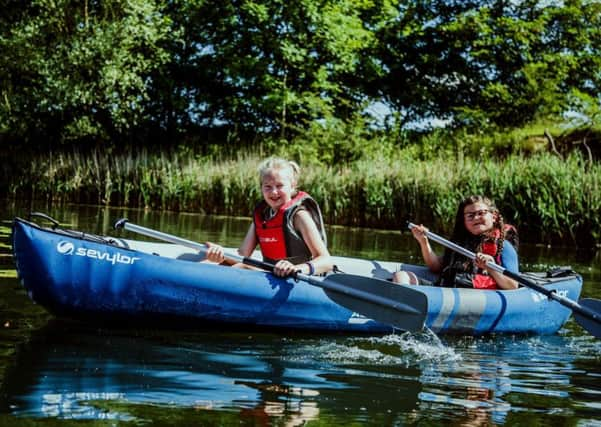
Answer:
xmin=463 ymin=202 xmax=495 ymax=236
xmin=261 ymin=168 xmax=296 ymax=211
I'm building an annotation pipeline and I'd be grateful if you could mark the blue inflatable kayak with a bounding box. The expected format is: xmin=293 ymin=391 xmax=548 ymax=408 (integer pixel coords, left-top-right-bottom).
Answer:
xmin=11 ymin=216 xmax=582 ymax=335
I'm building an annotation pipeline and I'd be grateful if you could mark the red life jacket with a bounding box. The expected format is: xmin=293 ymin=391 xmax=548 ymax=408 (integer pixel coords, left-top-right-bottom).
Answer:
xmin=442 ymin=224 xmax=517 ymax=290
xmin=472 ymin=229 xmax=503 ymax=289
xmin=254 ymin=191 xmax=327 ymax=264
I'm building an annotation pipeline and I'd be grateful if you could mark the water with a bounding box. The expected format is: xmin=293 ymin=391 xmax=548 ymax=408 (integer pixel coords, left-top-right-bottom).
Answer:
xmin=1 ymin=202 xmax=600 ymax=426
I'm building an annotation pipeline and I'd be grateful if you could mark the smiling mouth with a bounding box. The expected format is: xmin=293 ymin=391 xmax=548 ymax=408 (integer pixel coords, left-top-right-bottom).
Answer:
xmin=471 ymin=222 xmax=486 ymax=227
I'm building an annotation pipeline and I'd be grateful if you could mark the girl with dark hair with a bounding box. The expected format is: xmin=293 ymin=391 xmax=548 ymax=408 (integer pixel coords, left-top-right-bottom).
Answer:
xmin=394 ymin=195 xmax=519 ymax=290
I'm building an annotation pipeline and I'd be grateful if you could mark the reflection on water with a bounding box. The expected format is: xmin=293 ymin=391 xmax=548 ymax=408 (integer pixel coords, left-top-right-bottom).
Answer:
xmin=2 ymin=321 xmax=600 ymax=425
xmin=1 ymin=322 xmax=430 ymax=423
xmin=414 ymin=334 xmax=601 ymax=426
xmin=1 ymin=201 xmax=601 ymax=425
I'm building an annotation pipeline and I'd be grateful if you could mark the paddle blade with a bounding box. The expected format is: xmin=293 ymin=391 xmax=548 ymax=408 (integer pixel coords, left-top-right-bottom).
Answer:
xmin=322 ymin=274 xmax=428 ymax=332
xmin=573 ymin=298 xmax=601 ymax=339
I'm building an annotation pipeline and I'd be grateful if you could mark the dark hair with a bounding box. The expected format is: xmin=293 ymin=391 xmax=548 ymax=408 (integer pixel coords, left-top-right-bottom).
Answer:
xmin=442 ymin=195 xmax=516 ymax=267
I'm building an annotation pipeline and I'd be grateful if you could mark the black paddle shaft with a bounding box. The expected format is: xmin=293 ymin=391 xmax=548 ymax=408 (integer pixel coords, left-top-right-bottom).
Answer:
xmin=229 ymin=256 xmax=427 ymax=331
xmin=115 ymin=219 xmax=428 ymax=332
xmin=408 ymin=222 xmax=601 ymax=338
xmin=502 ymin=269 xmax=601 ymax=324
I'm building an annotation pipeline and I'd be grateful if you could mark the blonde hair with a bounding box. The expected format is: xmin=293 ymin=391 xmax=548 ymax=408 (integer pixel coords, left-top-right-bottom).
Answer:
xmin=258 ymin=157 xmax=300 ymax=184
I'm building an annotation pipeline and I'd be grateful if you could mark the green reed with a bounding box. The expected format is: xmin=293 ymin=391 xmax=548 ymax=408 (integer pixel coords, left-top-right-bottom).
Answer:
xmin=5 ymin=149 xmax=600 ymax=246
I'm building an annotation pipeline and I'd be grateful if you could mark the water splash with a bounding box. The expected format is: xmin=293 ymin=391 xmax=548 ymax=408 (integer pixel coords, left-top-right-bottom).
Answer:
xmin=305 ymin=329 xmax=461 ymax=366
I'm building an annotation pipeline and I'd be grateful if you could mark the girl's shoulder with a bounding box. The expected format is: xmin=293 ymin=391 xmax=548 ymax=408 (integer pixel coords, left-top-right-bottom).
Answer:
xmin=291 ymin=207 xmax=312 ymax=225
xmin=501 ymin=240 xmax=518 ymax=257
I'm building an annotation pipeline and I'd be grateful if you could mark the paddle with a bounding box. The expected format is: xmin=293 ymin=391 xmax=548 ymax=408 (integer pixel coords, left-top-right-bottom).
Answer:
xmin=408 ymin=222 xmax=601 ymax=339
xmin=114 ymin=219 xmax=428 ymax=332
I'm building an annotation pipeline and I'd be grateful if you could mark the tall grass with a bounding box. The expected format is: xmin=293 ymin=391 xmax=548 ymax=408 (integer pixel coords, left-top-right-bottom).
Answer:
xmin=4 ymin=148 xmax=600 ymax=246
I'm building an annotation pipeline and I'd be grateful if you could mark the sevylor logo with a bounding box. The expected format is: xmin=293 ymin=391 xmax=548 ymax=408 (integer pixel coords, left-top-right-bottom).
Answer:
xmin=57 ymin=241 xmax=75 ymax=255
xmin=56 ymin=241 xmax=140 ymax=265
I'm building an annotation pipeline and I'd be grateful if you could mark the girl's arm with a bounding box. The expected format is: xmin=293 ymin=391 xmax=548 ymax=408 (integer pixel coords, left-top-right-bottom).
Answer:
xmin=411 ymin=224 xmax=443 ymax=273
xmin=275 ymin=209 xmax=332 ymax=277
xmin=203 ymin=223 xmax=257 ymax=266
xmin=475 ymin=245 xmax=519 ymax=290
xmin=492 ymin=242 xmax=519 ymax=290
xmin=238 ymin=223 xmax=258 ymax=257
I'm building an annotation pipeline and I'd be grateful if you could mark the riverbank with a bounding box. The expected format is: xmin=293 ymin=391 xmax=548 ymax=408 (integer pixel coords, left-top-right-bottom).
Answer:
xmin=2 ymin=150 xmax=600 ymax=247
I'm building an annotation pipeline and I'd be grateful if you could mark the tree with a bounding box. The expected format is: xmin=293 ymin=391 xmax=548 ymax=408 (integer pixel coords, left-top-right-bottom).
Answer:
xmin=1 ymin=0 xmax=599 ymax=149
xmin=368 ymin=0 xmax=601 ymax=129
xmin=167 ymin=0 xmax=377 ymax=140
xmin=0 ymin=0 xmax=173 ymax=147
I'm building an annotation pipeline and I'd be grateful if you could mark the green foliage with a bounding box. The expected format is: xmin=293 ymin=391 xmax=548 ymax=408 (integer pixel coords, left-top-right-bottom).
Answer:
xmin=173 ymin=0 xmax=377 ymax=138
xmin=3 ymin=0 xmax=599 ymax=147
xmin=1 ymin=0 xmax=600 ymax=249
xmin=0 ymin=0 xmax=173 ymax=145
xmin=566 ymin=89 xmax=601 ymax=130
xmin=369 ymin=0 xmax=601 ymax=129
xmin=275 ymin=112 xmax=396 ymax=165
xmin=6 ymin=148 xmax=600 ymax=247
